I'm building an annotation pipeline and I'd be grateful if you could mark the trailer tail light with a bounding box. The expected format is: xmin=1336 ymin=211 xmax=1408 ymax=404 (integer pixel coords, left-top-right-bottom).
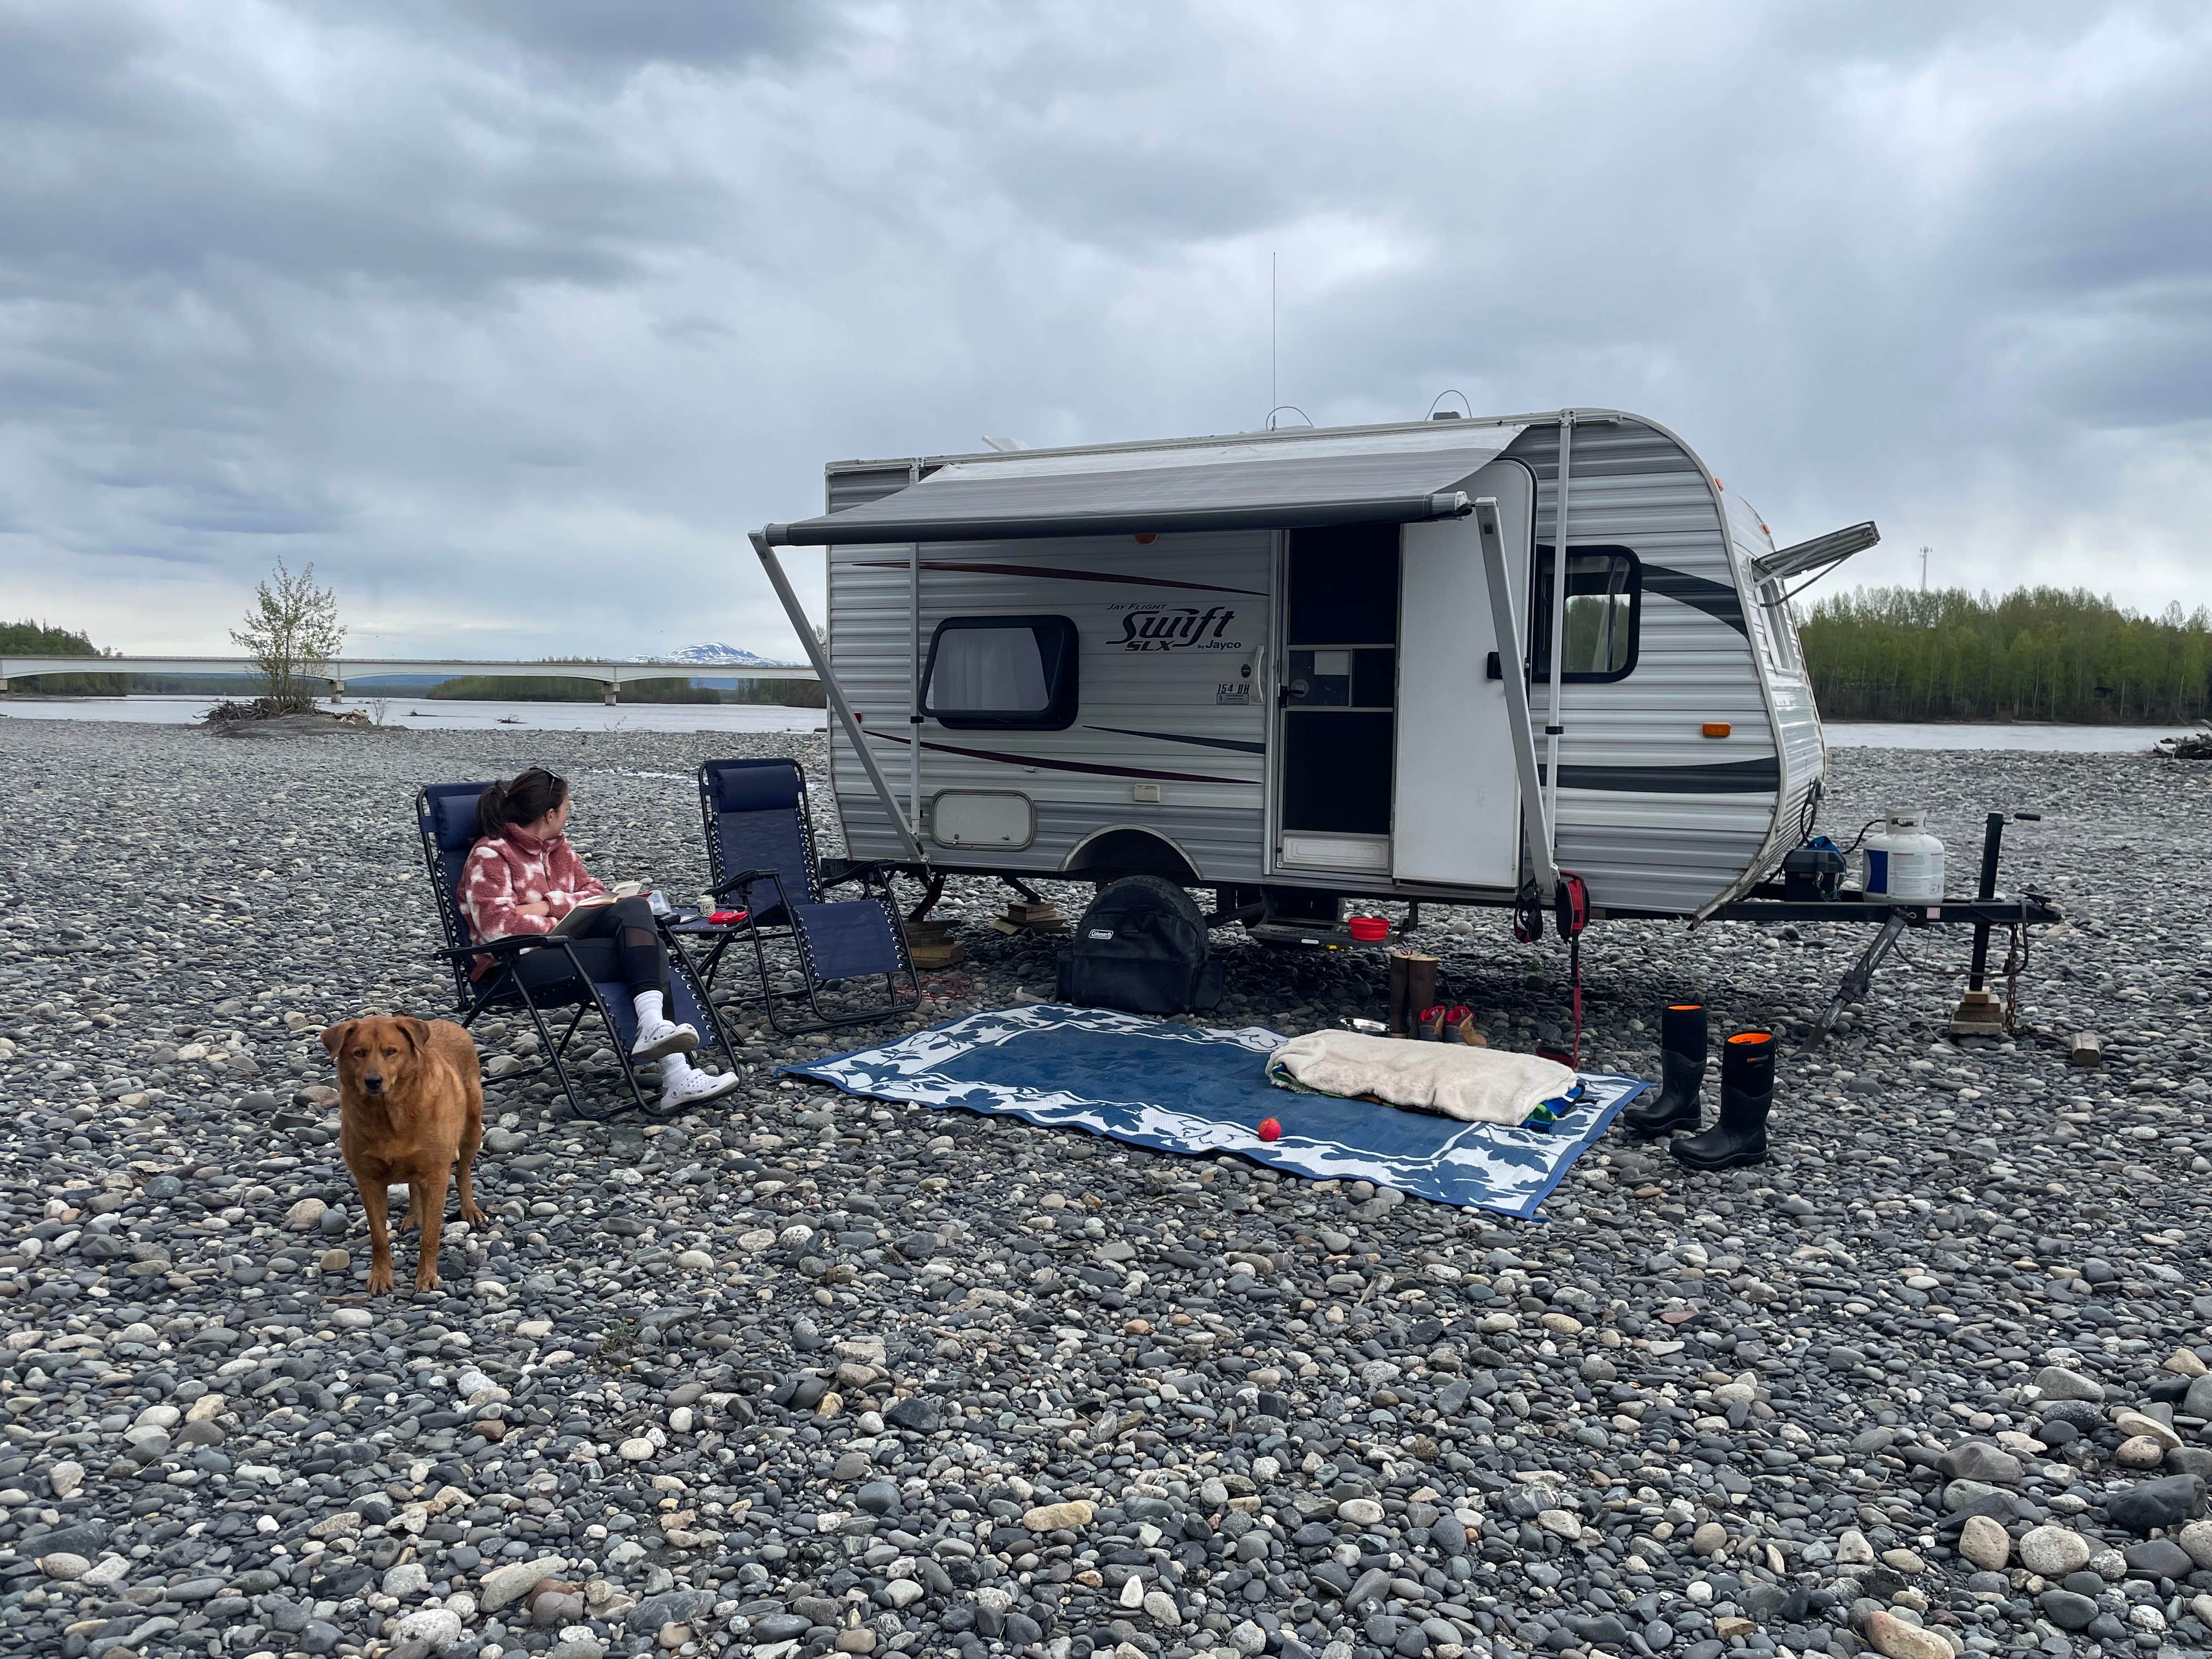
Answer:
xmin=1702 ymin=722 xmax=1731 ymax=738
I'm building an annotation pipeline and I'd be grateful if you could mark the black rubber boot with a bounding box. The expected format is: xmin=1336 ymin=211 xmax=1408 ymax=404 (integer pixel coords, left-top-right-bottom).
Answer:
xmin=1671 ymin=1030 xmax=1775 ymax=1171
xmin=1623 ymin=1003 xmax=1706 ymax=1136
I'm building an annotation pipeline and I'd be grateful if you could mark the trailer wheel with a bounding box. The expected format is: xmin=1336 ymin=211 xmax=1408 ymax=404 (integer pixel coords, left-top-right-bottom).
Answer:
xmin=1062 ymin=827 xmax=1201 ymax=886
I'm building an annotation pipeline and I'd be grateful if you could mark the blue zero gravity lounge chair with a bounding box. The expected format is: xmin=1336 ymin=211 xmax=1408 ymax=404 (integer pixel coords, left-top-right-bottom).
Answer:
xmin=415 ymin=782 xmax=735 ymax=1121
xmin=685 ymin=757 xmax=921 ymax=1036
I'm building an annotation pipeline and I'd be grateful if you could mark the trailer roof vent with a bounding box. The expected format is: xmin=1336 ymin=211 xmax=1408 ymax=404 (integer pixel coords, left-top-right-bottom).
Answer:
xmin=1430 ymin=409 xmax=1463 ymax=420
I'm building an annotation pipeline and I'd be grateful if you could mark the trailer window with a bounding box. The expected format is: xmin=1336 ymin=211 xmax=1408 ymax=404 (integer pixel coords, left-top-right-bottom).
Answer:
xmin=923 ymin=616 xmax=1079 ymax=730
xmin=1530 ymin=547 xmax=1640 ymax=682
xmin=1757 ymin=580 xmax=1801 ymax=672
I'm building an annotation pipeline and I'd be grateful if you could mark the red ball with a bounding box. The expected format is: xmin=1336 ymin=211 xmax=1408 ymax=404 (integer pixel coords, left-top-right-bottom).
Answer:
xmin=1256 ymin=1117 xmax=1283 ymax=1142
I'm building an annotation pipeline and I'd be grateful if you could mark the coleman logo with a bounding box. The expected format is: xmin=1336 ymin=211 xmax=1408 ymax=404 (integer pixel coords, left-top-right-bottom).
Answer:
xmin=1112 ymin=605 xmax=1244 ymax=652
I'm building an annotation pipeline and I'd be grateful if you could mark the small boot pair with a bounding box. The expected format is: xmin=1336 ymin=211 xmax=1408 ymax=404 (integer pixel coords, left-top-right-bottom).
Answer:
xmin=1415 ymin=1005 xmax=1486 ymax=1045
xmin=1620 ymin=1002 xmax=1774 ymax=1170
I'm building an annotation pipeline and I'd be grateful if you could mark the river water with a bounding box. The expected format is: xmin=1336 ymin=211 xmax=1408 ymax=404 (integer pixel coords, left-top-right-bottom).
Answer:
xmin=0 ymin=695 xmax=827 ymax=734
xmin=1821 ymin=722 xmax=2197 ymax=753
xmin=0 ymin=696 xmax=2197 ymax=751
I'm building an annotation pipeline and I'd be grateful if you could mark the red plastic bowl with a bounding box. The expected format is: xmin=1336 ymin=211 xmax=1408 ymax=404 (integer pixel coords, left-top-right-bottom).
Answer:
xmin=1346 ymin=916 xmax=1390 ymax=941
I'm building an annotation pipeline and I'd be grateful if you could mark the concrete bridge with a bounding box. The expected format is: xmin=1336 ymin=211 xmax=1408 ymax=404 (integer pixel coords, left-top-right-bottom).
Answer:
xmin=0 ymin=656 xmax=816 ymax=705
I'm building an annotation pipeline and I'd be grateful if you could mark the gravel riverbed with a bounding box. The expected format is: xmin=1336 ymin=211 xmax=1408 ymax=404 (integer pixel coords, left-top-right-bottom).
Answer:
xmin=1 ymin=716 xmax=2208 ymax=1659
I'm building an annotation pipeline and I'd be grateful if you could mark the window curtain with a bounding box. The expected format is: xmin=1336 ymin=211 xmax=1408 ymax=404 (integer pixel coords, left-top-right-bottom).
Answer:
xmin=930 ymin=628 xmax=1049 ymax=712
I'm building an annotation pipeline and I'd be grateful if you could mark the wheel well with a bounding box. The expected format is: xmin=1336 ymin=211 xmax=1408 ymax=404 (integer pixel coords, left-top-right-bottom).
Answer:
xmin=1062 ymin=827 xmax=1201 ymax=886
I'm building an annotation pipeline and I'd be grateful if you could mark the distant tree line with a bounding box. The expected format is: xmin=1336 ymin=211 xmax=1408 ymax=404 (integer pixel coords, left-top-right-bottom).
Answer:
xmin=1799 ymin=586 xmax=2212 ymax=724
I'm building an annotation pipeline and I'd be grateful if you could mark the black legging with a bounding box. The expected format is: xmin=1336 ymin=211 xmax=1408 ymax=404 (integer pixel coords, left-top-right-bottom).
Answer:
xmin=512 ymin=896 xmax=673 ymax=1006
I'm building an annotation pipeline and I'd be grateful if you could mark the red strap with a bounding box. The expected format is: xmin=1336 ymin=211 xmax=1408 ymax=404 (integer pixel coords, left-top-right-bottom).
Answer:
xmin=1568 ymin=934 xmax=1584 ymax=1070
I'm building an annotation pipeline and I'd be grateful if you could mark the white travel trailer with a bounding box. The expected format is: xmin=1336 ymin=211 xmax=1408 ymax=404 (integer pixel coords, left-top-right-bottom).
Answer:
xmin=747 ymin=409 xmax=1877 ymax=934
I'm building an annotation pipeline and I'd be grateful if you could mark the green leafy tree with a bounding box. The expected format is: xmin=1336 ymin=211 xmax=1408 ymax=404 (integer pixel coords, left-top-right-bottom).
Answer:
xmin=1800 ymin=585 xmax=2212 ymax=724
xmin=229 ymin=561 xmax=345 ymax=713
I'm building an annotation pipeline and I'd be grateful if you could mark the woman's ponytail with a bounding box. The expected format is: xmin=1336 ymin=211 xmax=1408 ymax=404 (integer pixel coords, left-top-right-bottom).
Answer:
xmin=476 ymin=767 xmax=569 ymax=839
xmin=475 ymin=780 xmax=512 ymax=840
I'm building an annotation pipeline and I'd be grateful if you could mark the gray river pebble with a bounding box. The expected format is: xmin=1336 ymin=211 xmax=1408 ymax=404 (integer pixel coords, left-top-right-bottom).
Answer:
xmin=0 ymin=717 xmax=2209 ymax=1659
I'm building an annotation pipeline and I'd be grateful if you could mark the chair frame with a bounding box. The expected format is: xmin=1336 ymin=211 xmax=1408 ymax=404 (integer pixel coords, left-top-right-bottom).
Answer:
xmin=415 ymin=786 xmax=737 ymax=1121
xmin=686 ymin=759 xmax=922 ymax=1036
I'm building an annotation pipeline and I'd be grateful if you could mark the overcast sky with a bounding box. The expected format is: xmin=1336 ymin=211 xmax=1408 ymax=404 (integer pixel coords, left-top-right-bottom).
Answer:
xmin=4 ymin=1 xmax=2210 ymax=661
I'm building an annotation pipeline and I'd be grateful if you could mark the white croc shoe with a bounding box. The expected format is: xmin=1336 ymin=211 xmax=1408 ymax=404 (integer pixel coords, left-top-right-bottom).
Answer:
xmin=630 ymin=1018 xmax=700 ymax=1062
xmin=659 ymin=1065 xmax=742 ymax=1110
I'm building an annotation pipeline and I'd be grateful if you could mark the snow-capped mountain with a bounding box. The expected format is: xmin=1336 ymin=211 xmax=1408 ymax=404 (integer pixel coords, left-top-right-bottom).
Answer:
xmin=646 ymin=642 xmax=798 ymax=668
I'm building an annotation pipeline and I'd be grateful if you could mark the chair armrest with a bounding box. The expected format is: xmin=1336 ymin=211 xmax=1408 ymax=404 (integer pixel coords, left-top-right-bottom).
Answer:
xmin=709 ymin=867 xmax=772 ymax=899
xmin=435 ymin=934 xmax=567 ymax=962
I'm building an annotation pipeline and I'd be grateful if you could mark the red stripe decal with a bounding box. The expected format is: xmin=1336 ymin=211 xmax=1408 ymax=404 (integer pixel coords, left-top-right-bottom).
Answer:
xmin=851 ymin=559 xmax=1265 ymax=597
xmin=862 ymin=728 xmax=1243 ymax=786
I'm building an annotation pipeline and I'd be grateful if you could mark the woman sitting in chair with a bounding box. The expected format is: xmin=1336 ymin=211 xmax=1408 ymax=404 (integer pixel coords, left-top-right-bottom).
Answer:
xmin=459 ymin=766 xmax=739 ymax=1109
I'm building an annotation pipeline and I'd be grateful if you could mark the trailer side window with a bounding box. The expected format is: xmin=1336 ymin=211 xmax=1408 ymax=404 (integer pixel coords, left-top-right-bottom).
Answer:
xmin=1756 ymin=580 xmax=1802 ymax=672
xmin=1530 ymin=546 xmax=1641 ymax=682
xmin=923 ymin=616 xmax=1079 ymax=730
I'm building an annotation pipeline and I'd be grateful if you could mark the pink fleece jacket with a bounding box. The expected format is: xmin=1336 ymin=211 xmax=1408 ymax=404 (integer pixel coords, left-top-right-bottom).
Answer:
xmin=458 ymin=826 xmax=606 ymax=975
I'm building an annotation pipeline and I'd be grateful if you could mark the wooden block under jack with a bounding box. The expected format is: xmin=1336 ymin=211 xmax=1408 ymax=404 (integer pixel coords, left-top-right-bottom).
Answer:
xmin=2068 ymin=1030 xmax=2104 ymax=1068
xmin=990 ymin=900 xmax=1067 ymax=935
xmin=903 ymin=918 xmax=967 ymax=970
xmin=1947 ymin=988 xmax=2006 ymax=1038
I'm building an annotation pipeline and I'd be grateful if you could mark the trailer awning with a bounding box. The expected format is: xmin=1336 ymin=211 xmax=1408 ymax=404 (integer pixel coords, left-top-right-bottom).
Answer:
xmin=769 ymin=423 xmax=1530 ymax=546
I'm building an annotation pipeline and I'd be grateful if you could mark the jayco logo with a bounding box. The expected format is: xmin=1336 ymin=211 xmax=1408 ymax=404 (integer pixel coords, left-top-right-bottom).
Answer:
xmin=1112 ymin=605 xmax=1244 ymax=652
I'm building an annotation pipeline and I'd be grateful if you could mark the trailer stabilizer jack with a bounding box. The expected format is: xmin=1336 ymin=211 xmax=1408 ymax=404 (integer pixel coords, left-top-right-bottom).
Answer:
xmin=1802 ymin=911 xmax=1909 ymax=1050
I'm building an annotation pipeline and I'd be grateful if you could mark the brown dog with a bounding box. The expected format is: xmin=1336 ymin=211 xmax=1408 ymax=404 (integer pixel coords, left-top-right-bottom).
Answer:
xmin=319 ymin=1015 xmax=488 ymax=1294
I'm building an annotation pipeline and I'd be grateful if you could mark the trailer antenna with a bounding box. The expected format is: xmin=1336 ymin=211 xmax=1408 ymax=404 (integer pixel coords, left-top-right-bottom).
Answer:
xmin=1270 ymin=251 xmax=1278 ymax=419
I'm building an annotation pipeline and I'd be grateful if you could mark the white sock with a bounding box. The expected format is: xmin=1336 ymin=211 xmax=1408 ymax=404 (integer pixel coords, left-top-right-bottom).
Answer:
xmin=661 ymin=1052 xmax=695 ymax=1084
xmin=633 ymin=990 xmax=665 ymax=1028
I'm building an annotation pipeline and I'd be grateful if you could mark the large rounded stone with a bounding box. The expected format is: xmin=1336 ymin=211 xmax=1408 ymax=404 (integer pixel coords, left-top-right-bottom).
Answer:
xmin=1021 ymin=1499 xmax=1094 ymax=1532
xmin=2018 ymin=1525 xmax=2094 ymax=1577
xmin=2035 ymin=1366 xmax=2104 ymax=1403
xmin=1937 ymin=1441 xmax=2022 ymax=1485
xmin=1957 ymin=1515 xmax=2011 ymax=1571
xmin=1863 ymin=1608 xmax=1951 ymax=1659
xmin=2038 ymin=1589 xmax=2098 ymax=1631
xmin=2179 ymin=1520 xmax=2212 ymax=1570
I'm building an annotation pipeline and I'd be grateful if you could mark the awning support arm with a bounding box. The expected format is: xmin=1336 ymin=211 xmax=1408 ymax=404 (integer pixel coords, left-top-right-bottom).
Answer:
xmin=750 ymin=528 xmax=926 ymax=865
xmin=1542 ymin=411 xmax=1573 ymax=848
xmin=906 ymin=464 xmax=923 ymax=830
xmin=1475 ymin=498 xmax=1559 ymax=899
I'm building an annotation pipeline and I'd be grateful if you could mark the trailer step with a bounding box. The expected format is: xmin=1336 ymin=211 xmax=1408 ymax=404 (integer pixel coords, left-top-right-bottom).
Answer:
xmin=1246 ymin=919 xmax=1393 ymax=950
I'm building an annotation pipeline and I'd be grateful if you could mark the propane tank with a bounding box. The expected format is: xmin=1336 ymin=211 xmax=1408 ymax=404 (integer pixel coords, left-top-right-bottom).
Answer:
xmin=1861 ymin=809 xmax=1945 ymax=900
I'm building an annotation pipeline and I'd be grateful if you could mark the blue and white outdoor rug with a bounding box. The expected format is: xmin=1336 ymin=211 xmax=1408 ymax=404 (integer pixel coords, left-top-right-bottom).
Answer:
xmin=782 ymin=1003 xmax=1645 ymax=1220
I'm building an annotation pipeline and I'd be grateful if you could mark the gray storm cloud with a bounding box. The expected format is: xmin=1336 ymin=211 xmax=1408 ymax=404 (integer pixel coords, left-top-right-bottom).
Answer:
xmin=2 ymin=0 xmax=2208 ymax=656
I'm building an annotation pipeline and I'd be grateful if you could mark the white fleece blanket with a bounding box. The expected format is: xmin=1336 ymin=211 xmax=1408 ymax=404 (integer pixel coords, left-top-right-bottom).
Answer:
xmin=1265 ymin=1030 xmax=1579 ymax=1125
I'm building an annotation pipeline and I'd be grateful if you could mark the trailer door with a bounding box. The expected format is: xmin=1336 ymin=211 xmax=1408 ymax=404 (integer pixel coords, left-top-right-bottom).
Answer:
xmin=1392 ymin=457 xmax=1534 ymax=888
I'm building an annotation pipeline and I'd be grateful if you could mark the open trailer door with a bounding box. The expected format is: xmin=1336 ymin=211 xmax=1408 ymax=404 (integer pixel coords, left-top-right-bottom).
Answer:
xmin=1391 ymin=457 xmax=1536 ymax=889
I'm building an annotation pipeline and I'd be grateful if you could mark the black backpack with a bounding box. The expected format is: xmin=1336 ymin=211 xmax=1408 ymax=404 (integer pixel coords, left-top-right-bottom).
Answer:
xmin=1057 ymin=875 xmax=1225 ymax=1017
